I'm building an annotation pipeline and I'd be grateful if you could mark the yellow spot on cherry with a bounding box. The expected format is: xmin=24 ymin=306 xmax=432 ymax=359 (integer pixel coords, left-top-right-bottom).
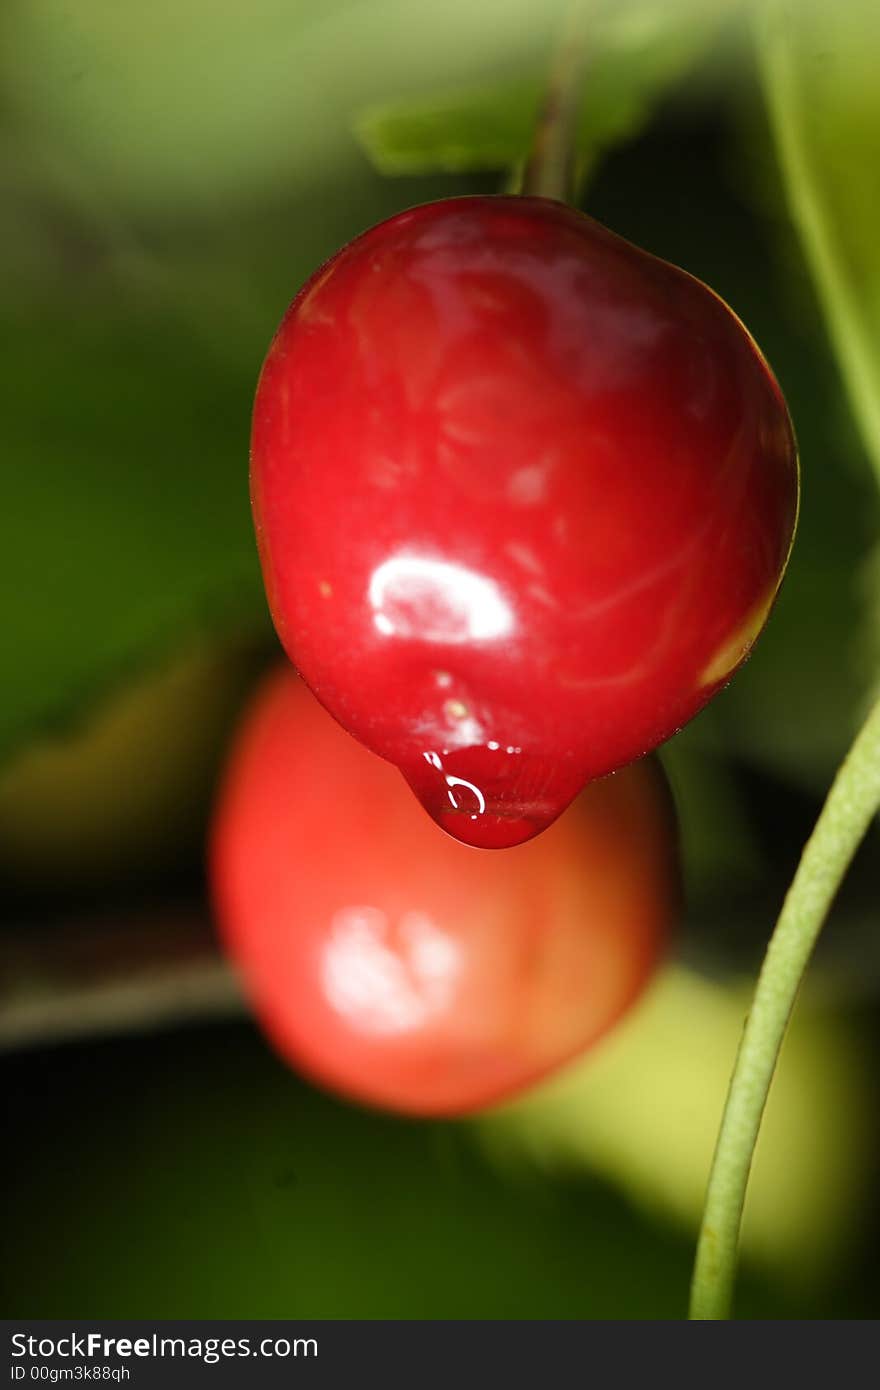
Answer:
xmin=699 ymin=587 xmax=778 ymax=688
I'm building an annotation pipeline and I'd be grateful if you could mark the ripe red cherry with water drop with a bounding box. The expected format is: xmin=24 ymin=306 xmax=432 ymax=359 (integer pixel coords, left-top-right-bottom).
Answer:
xmin=210 ymin=668 xmax=678 ymax=1116
xmin=251 ymin=196 xmax=798 ymax=849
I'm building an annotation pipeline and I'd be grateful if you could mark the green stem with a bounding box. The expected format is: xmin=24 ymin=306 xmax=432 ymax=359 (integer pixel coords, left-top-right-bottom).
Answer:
xmin=757 ymin=2 xmax=880 ymax=490
xmin=689 ymin=694 xmax=880 ymax=1319
xmin=519 ymin=1 xmax=592 ymax=203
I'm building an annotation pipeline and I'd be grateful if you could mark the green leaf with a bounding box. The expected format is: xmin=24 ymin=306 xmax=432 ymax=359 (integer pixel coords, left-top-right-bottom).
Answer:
xmin=0 ymin=0 xmax=586 ymax=215
xmin=757 ymin=0 xmax=880 ymax=487
xmin=0 ymin=297 xmax=267 ymax=763
xmin=1 ymin=1023 xmax=803 ymax=1317
xmin=355 ymin=0 xmax=730 ymax=177
xmin=356 ymin=78 xmax=543 ymax=176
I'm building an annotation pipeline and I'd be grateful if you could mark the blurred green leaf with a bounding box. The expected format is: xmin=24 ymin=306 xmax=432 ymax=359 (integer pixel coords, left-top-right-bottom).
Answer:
xmin=0 ymin=0 xmax=562 ymax=215
xmin=0 ymin=291 xmax=267 ymax=763
xmin=481 ymin=966 xmax=872 ymax=1284
xmin=1 ymin=1023 xmax=803 ymax=1318
xmin=757 ymin=0 xmax=880 ymax=487
xmin=356 ymin=0 xmax=731 ymax=176
xmin=356 ymin=79 xmax=543 ymax=176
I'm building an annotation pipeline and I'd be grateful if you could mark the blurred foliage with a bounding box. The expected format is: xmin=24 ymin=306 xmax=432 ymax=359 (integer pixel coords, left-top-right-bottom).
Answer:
xmin=756 ymin=0 xmax=880 ymax=724
xmin=0 ymin=1022 xmax=841 ymax=1319
xmin=355 ymin=0 xmax=729 ymax=176
xmin=0 ymin=0 xmax=562 ymax=214
xmin=481 ymin=965 xmax=873 ymax=1284
xmin=0 ymin=638 xmax=264 ymax=893
xmin=0 ymin=295 xmax=268 ymax=765
xmin=758 ymin=0 xmax=880 ymax=487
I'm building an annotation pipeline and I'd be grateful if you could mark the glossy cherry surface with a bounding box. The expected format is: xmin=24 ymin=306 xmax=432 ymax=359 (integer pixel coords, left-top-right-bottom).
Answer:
xmin=210 ymin=668 xmax=678 ymax=1116
xmin=251 ymin=196 xmax=798 ymax=849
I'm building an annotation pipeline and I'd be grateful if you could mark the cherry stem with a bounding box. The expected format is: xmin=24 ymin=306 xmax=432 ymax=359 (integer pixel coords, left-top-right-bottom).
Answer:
xmin=519 ymin=1 xmax=592 ymax=203
xmin=689 ymin=692 xmax=880 ymax=1319
xmin=0 ymin=907 xmax=242 ymax=1052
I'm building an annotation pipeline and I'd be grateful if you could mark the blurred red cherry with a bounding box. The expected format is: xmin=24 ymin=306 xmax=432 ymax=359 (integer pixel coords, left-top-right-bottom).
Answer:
xmin=251 ymin=196 xmax=798 ymax=848
xmin=210 ymin=668 xmax=679 ymax=1116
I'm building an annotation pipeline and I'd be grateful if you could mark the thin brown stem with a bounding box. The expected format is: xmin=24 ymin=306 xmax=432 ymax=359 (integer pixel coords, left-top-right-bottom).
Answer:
xmin=0 ymin=906 xmax=244 ymax=1052
xmin=520 ymin=1 xmax=592 ymax=202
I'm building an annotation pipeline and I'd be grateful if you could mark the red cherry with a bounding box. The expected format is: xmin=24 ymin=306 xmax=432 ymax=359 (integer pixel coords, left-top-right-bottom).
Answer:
xmin=210 ymin=668 xmax=678 ymax=1117
xmin=251 ymin=196 xmax=798 ymax=849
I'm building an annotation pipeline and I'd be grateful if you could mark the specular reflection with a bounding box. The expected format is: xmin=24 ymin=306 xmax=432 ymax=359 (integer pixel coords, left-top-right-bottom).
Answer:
xmin=321 ymin=904 xmax=462 ymax=1035
xmin=368 ymin=554 xmax=513 ymax=644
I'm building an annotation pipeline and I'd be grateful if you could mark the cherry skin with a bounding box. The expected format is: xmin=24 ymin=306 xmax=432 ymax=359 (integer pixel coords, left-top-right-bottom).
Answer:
xmin=210 ymin=668 xmax=678 ymax=1117
xmin=251 ymin=196 xmax=798 ymax=849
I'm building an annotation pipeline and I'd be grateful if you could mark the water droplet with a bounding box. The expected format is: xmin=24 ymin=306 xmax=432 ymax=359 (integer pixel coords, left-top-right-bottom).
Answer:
xmin=400 ymin=744 xmax=583 ymax=849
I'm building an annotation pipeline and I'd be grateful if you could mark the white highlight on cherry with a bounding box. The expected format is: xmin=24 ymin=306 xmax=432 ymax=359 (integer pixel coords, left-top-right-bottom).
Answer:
xmin=321 ymin=906 xmax=462 ymax=1035
xmin=368 ymin=555 xmax=513 ymax=644
xmin=444 ymin=775 xmax=486 ymax=815
xmin=422 ymin=751 xmax=486 ymax=820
